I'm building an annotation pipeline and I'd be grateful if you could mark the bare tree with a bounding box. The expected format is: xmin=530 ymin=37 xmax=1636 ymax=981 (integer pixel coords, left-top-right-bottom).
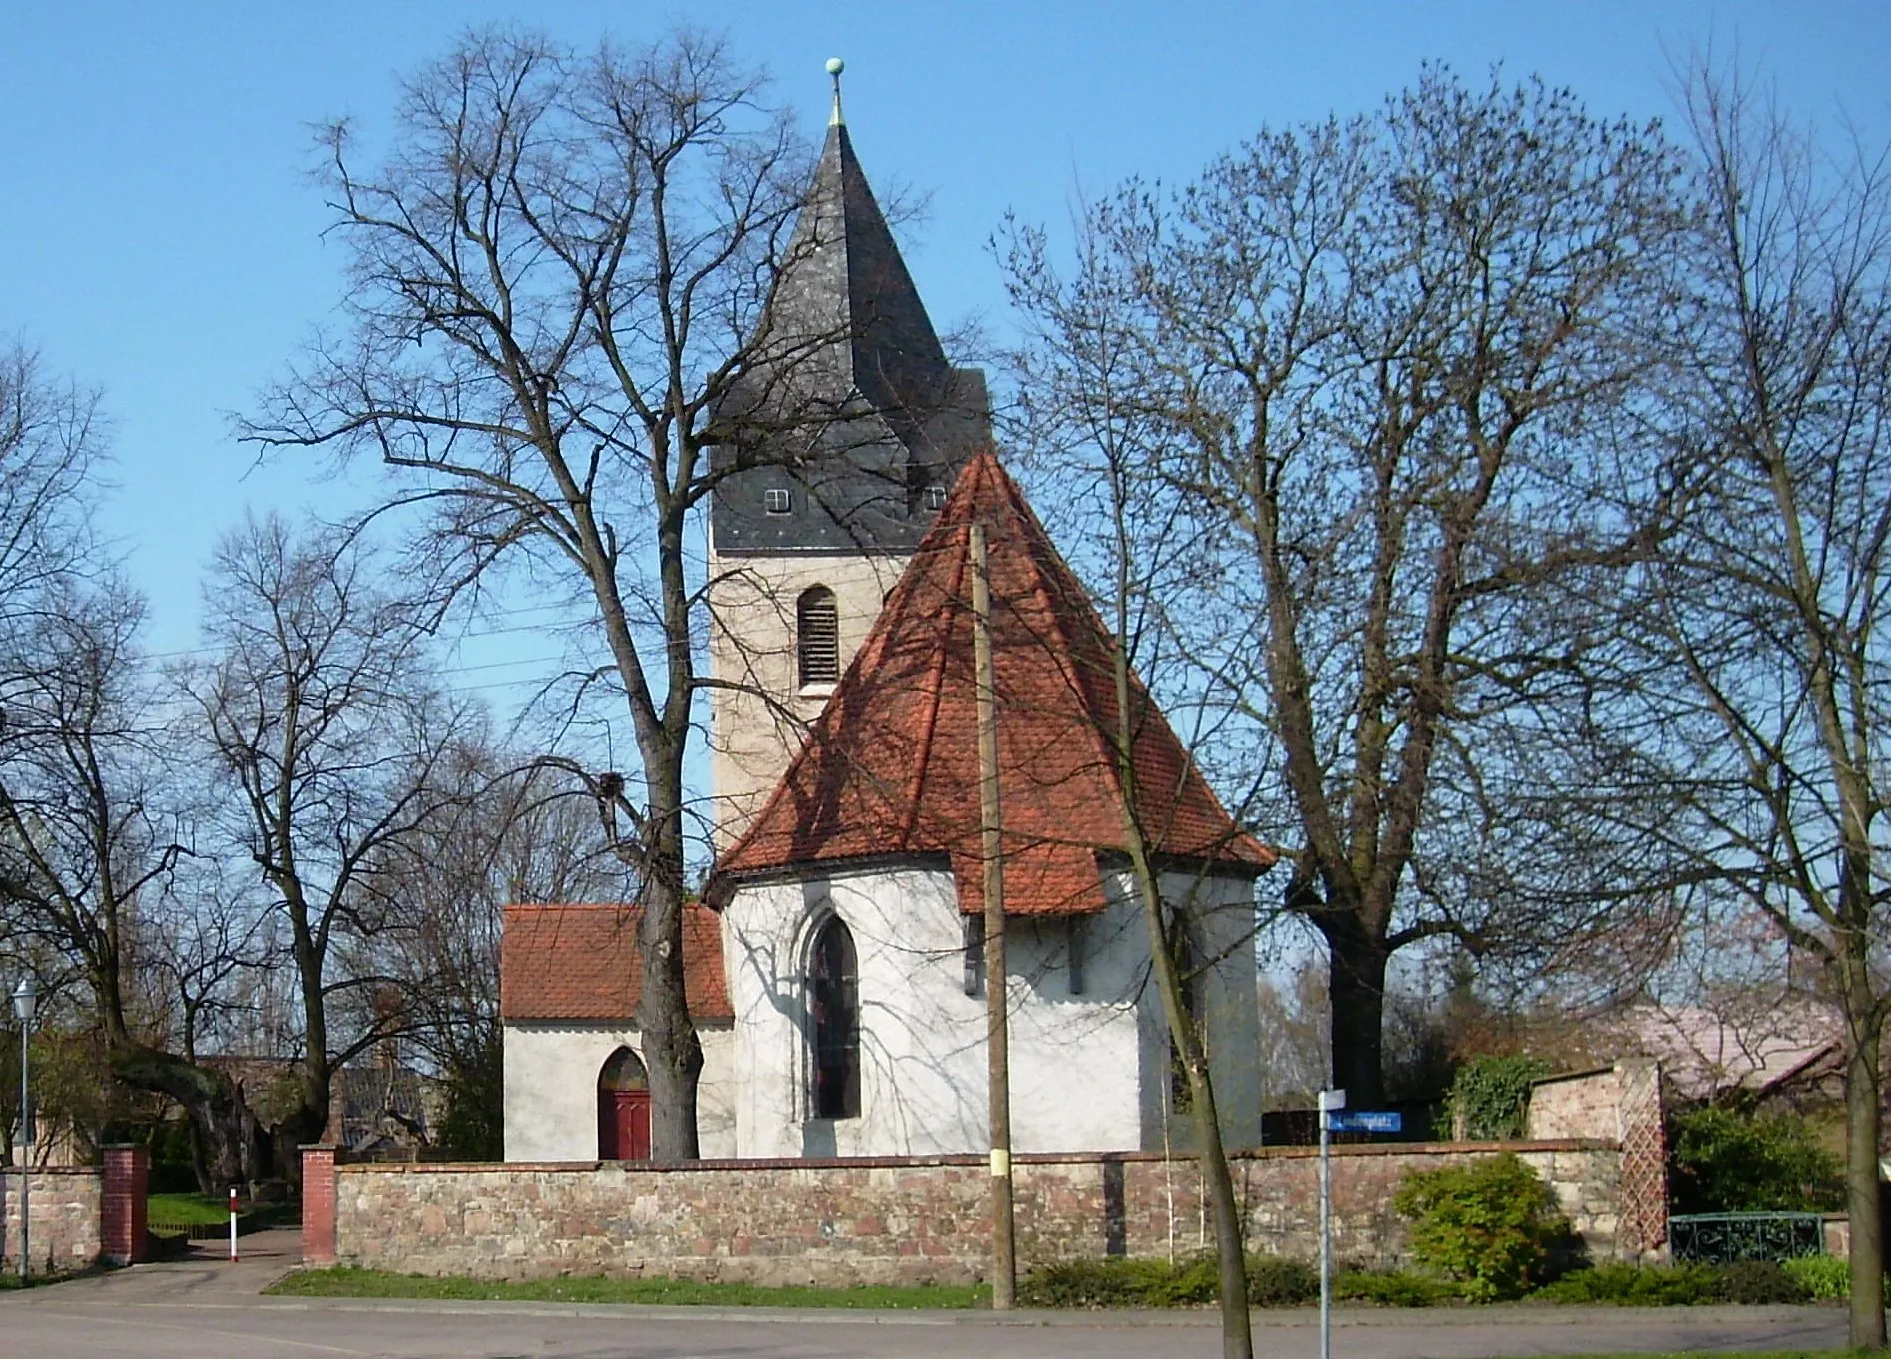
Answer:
xmin=244 ymin=28 xmax=849 ymax=1158
xmin=0 ymin=580 xmax=256 ymax=1187
xmin=180 ymin=515 xmax=478 ymax=1166
xmin=0 ymin=343 xmax=101 ymax=635
xmin=1001 ymin=67 xmax=1695 ymax=1106
xmin=1634 ymin=65 xmax=1891 ymax=1346
xmin=997 ymin=229 xmax=1271 ymax=1350
xmin=363 ymin=749 xmax=635 ymax=1158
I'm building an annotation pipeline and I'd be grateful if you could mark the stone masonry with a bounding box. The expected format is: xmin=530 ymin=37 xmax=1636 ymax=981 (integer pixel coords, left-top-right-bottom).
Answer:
xmin=1 ymin=1165 xmax=103 ymax=1274
xmin=1528 ymin=1061 xmax=1668 ymax=1259
xmin=321 ymin=1141 xmax=1625 ymax=1285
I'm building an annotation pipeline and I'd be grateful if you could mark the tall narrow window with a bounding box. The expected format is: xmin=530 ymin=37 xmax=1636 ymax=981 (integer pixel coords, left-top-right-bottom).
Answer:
xmin=1167 ymin=915 xmax=1205 ymax=1115
xmin=962 ymin=913 xmax=985 ymax=996
xmin=808 ymin=916 xmax=860 ymax=1119
xmin=797 ymin=586 xmax=841 ymax=687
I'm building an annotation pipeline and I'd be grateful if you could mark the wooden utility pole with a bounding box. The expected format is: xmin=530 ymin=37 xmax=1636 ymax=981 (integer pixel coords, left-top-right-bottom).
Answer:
xmin=970 ymin=521 xmax=1016 ymax=1309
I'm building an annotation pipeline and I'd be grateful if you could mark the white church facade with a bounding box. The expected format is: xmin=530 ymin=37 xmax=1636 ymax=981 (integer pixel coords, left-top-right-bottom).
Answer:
xmin=501 ymin=83 xmax=1275 ymax=1164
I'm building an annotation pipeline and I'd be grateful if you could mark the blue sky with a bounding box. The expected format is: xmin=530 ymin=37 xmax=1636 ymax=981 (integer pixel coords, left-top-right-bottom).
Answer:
xmin=3 ymin=0 xmax=1887 ymax=677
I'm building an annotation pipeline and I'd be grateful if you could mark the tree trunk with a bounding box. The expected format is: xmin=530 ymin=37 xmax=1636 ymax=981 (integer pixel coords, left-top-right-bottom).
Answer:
xmin=1136 ymin=885 xmax=1251 ymax=1359
xmin=637 ymin=825 xmax=705 ymax=1161
xmin=1323 ymin=914 xmax=1389 ymax=1110
xmin=109 ymin=1041 xmax=249 ymax=1193
xmin=1845 ymin=998 xmax=1885 ymax=1348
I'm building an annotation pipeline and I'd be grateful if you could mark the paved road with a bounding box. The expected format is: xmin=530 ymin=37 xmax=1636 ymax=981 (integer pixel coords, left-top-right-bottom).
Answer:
xmin=0 ymin=1233 xmax=1851 ymax=1359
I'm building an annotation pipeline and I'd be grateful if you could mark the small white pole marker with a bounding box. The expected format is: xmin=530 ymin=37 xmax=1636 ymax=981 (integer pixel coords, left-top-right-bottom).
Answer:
xmin=228 ymin=1184 xmax=240 ymax=1263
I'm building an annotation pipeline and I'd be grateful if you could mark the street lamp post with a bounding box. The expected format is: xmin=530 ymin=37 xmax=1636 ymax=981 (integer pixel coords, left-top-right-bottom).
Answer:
xmin=11 ymin=976 xmax=36 ymax=1284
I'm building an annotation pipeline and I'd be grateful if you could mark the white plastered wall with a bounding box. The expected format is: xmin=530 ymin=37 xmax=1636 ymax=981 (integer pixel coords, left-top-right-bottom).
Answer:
xmin=1132 ymin=868 xmax=1264 ymax=1153
xmin=502 ymin=1021 xmax=737 ymax=1161
xmin=723 ymin=864 xmax=1254 ymax=1158
xmin=705 ymin=550 xmax=908 ymax=849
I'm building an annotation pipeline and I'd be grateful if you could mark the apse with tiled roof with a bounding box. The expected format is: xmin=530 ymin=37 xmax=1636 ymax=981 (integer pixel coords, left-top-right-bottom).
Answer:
xmin=705 ymin=449 xmax=1274 ymax=1158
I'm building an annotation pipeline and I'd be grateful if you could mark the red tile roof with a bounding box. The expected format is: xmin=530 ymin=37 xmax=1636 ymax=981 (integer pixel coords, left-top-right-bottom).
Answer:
xmin=711 ymin=451 xmax=1275 ymax=914
xmin=500 ymin=903 xmax=732 ymax=1022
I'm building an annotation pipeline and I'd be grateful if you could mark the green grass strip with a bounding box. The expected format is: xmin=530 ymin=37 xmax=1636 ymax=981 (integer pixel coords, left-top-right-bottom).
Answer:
xmin=268 ymin=1266 xmax=989 ymax=1309
xmin=147 ymin=1192 xmax=242 ymax=1225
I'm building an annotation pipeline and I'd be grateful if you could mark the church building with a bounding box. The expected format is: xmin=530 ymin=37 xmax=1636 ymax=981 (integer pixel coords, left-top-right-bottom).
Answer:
xmin=500 ymin=74 xmax=1274 ymax=1163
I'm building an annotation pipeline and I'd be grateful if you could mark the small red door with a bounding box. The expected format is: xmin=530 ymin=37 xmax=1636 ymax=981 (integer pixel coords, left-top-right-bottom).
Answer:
xmin=600 ymin=1089 xmax=651 ymax=1160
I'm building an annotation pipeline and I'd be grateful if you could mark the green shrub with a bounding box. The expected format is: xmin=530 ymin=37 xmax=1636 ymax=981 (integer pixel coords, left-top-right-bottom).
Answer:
xmin=1666 ymin=1105 xmax=1843 ymax=1213
xmin=1778 ymin=1253 xmax=1891 ymax=1303
xmin=1016 ymin=1254 xmax=1319 ymax=1308
xmin=1446 ymin=1054 xmax=1554 ymax=1140
xmin=1530 ymin=1262 xmax=1721 ymax=1305
xmin=1018 ymin=1258 xmax=1199 ymax=1307
xmin=1395 ymin=1153 xmax=1571 ymax=1300
xmin=1712 ymin=1259 xmax=1811 ymax=1304
xmin=1243 ymin=1255 xmax=1319 ymax=1305
xmin=1529 ymin=1260 xmax=1812 ymax=1306
xmin=1333 ymin=1269 xmax=1463 ymax=1306
xmin=1781 ymin=1253 xmax=1848 ymax=1300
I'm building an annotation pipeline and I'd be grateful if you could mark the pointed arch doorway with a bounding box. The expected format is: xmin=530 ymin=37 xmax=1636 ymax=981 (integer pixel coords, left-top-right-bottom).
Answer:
xmin=597 ymin=1047 xmax=651 ymax=1160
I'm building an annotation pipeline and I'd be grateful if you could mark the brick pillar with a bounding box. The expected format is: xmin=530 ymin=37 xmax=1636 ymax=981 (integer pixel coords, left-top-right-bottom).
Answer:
xmin=1613 ymin=1059 xmax=1669 ymax=1261
xmin=101 ymin=1144 xmax=150 ymax=1266
xmin=301 ymin=1145 xmax=337 ymax=1264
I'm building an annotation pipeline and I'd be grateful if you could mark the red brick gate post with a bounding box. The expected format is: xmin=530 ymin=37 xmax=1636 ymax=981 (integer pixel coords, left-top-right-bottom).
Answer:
xmin=301 ymin=1145 xmax=337 ymax=1264
xmin=101 ymin=1144 xmax=150 ymax=1265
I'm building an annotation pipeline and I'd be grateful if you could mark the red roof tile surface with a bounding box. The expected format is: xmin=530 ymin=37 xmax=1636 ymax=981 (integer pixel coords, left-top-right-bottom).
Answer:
xmin=712 ymin=451 xmax=1275 ymax=914
xmin=500 ymin=903 xmax=732 ymax=1022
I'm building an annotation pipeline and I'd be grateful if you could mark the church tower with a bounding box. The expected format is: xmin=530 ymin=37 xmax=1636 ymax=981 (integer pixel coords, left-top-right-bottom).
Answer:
xmin=707 ymin=63 xmax=990 ymax=846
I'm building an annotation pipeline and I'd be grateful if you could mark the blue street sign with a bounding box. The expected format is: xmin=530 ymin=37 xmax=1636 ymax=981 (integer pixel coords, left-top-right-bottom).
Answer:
xmin=1327 ymin=1111 xmax=1402 ymax=1133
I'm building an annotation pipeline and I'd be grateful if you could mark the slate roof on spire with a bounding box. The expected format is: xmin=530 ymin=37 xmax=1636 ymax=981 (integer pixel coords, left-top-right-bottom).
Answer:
xmin=709 ymin=451 xmax=1277 ymax=915
xmin=711 ymin=115 xmax=991 ymax=555
xmin=787 ymin=119 xmax=952 ymax=423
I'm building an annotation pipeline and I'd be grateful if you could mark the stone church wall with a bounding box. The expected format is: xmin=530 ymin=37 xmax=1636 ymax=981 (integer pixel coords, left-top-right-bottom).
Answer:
xmin=315 ymin=1140 xmax=1629 ymax=1285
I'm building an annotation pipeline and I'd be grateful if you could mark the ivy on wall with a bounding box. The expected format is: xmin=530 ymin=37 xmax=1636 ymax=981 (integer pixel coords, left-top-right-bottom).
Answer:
xmin=1447 ymin=1055 xmax=1555 ymax=1140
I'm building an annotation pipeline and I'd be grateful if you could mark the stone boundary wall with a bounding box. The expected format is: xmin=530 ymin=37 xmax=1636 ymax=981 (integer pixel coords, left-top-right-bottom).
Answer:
xmin=320 ymin=1140 xmax=1626 ymax=1285
xmin=1528 ymin=1060 xmax=1668 ymax=1257
xmin=1 ymin=1166 xmax=103 ymax=1273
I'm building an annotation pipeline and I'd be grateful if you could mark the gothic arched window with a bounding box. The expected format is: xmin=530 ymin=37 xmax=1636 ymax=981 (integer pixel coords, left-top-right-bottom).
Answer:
xmin=808 ymin=915 xmax=860 ymax=1119
xmin=797 ymin=586 xmax=841 ymax=688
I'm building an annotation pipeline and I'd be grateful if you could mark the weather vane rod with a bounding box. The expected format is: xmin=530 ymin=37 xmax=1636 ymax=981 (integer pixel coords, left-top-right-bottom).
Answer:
xmin=827 ymin=57 xmax=845 ymax=127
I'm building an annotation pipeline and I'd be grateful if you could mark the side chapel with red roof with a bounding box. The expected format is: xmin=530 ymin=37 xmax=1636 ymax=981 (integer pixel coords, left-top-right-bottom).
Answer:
xmin=501 ymin=72 xmax=1273 ymax=1162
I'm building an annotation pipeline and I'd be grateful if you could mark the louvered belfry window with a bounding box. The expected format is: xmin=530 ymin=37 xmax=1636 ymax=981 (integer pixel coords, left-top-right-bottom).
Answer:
xmin=797 ymin=586 xmax=841 ymax=687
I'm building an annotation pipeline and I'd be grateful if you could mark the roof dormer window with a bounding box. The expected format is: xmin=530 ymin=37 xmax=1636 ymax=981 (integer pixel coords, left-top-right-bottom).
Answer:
xmin=923 ymin=484 xmax=948 ymax=512
xmin=764 ymin=487 xmax=793 ymax=516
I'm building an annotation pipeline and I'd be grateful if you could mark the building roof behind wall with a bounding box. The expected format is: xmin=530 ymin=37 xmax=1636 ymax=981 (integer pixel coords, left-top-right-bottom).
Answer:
xmin=500 ymin=902 xmax=732 ymax=1022
xmin=710 ymin=450 xmax=1276 ymax=915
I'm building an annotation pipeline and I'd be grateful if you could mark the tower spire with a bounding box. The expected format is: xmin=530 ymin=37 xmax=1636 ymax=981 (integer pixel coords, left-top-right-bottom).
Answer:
xmin=826 ymin=56 xmax=845 ymax=127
